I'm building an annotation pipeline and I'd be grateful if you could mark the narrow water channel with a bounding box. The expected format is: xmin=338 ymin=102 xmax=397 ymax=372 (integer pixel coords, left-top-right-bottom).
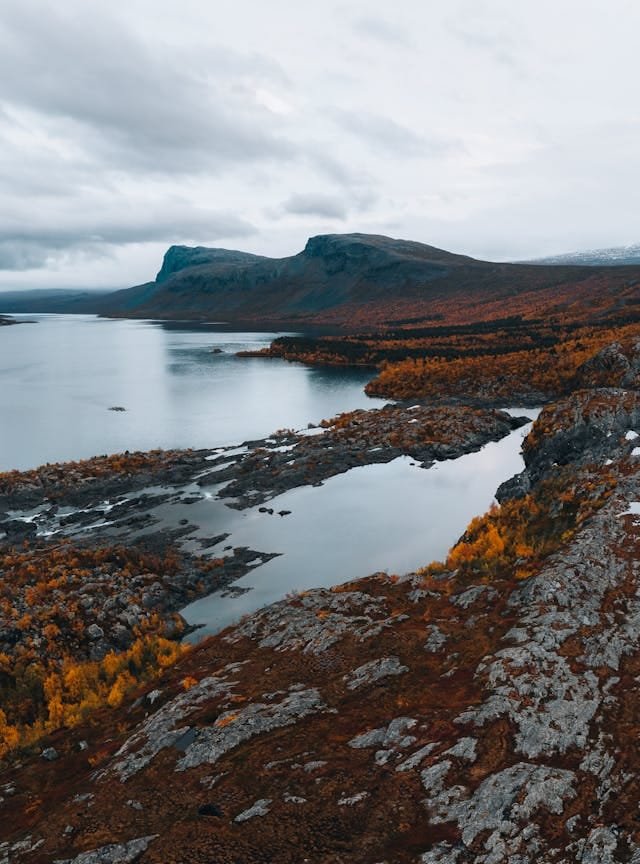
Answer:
xmin=182 ymin=414 xmax=538 ymax=637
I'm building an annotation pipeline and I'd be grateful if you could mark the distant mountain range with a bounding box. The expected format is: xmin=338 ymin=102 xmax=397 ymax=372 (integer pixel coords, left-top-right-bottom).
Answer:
xmin=527 ymin=243 xmax=640 ymax=266
xmin=0 ymin=288 xmax=110 ymax=314
xmin=3 ymin=234 xmax=640 ymax=327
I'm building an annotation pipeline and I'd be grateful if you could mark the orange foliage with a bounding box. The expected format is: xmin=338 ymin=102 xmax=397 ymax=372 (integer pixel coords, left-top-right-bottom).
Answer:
xmin=420 ymin=466 xmax=617 ymax=586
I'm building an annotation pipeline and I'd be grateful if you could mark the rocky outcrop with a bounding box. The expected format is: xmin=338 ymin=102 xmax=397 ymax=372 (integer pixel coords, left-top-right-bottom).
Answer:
xmin=7 ymin=390 xmax=640 ymax=862
xmin=55 ymin=835 xmax=157 ymax=864
xmin=155 ymin=246 xmax=266 ymax=283
xmin=200 ymin=404 xmax=528 ymax=508
xmin=574 ymin=340 xmax=640 ymax=390
xmin=497 ymin=387 xmax=640 ymax=500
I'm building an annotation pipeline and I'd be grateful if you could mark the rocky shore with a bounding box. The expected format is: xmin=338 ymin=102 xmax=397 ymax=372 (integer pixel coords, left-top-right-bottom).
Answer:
xmin=0 ymin=403 xmax=527 ymax=750
xmin=2 ymin=387 xmax=640 ymax=861
xmin=198 ymin=404 xmax=527 ymax=509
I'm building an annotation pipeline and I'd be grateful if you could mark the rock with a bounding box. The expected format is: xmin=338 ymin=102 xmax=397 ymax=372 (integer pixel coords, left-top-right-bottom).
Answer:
xmin=234 ymin=798 xmax=272 ymax=822
xmin=498 ymin=388 xmax=640 ymax=501
xmin=444 ymin=737 xmax=477 ymax=763
xmin=451 ymin=585 xmax=497 ymax=609
xmin=54 ymin=834 xmax=157 ymax=864
xmin=395 ymin=743 xmax=438 ymax=772
xmin=349 ymin=717 xmax=417 ymax=751
xmin=283 ymin=793 xmax=307 ymax=804
xmin=574 ymin=341 xmax=640 ymax=390
xmin=176 ymin=689 xmax=327 ymax=771
xmin=337 ymin=791 xmax=369 ymax=806
xmin=421 ymin=760 xmax=576 ymax=853
xmin=226 ymin=588 xmax=390 ymax=654
xmin=424 ymin=625 xmax=448 ymax=653
xmin=86 ymin=624 xmax=104 ymax=641
xmin=42 ymin=747 xmax=58 ymax=761
xmin=343 ymin=656 xmax=409 ymax=690
xmin=109 ymin=676 xmax=234 ymax=780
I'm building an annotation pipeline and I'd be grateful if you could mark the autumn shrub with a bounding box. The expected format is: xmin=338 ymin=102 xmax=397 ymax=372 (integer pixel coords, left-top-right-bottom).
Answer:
xmin=419 ymin=466 xmax=617 ymax=585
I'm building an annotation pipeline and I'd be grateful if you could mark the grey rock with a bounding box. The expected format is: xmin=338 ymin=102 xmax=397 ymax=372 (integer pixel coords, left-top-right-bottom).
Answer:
xmin=54 ymin=835 xmax=157 ymax=864
xmin=177 ymin=689 xmax=327 ymax=770
xmin=344 ymin=656 xmax=408 ymax=690
xmin=109 ymin=676 xmax=233 ymax=780
xmin=349 ymin=717 xmax=417 ymax=752
xmin=234 ymin=798 xmax=272 ymax=823
xmin=395 ymin=743 xmax=438 ymax=772
xmin=86 ymin=624 xmax=104 ymax=641
xmin=226 ymin=588 xmax=389 ymax=654
xmin=451 ymin=585 xmax=497 ymax=609
xmin=422 ymin=760 xmax=575 ymax=857
xmin=303 ymin=760 xmax=327 ymax=773
xmin=337 ymin=791 xmax=369 ymax=806
xmin=444 ymin=737 xmax=477 ymax=763
xmin=283 ymin=792 xmax=307 ymax=804
xmin=571 ymin=826 xmax=620 ymax=863
xmin=424 ymin=625 xmax=448 ymax=653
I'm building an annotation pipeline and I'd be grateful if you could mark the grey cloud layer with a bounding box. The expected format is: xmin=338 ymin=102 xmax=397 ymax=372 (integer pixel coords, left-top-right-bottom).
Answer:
xmin=0 ymin=0 xmax=639 ymax=286
xmin=0 ymin=4 xmax=293 ymax=172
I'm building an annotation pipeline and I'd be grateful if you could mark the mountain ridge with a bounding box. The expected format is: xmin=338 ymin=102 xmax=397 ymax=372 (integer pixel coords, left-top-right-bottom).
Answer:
xmin=3 ymin=233 xmax=640 ymax=327
xmin=84 ymin=233 xmax=640 ymax=327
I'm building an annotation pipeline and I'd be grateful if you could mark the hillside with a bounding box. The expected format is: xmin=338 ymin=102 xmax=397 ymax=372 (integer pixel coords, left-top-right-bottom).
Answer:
xmin=86 ymin=233 xmax=640 ymax=328
xmin=4 ymin=386 xmax=640 ymax=861
xmin=0 ymin=289 xmax=111 ymax=315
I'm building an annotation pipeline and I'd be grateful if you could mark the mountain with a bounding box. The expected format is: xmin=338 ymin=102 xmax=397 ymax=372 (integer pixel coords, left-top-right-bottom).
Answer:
xmin=155 ymin=244 xmax=269 ymax=282
xmin=93 ymin=233 xmax=485 ymax=323
xmin=527 ymin=242 xmax=640 ymax=266
xmin=92 ymin=233 xmax=640 ymax=327
xmin=4 ymin=234 xmax=640 ymax=327
xmin=0 ymin=288 xmax=111 ymax=314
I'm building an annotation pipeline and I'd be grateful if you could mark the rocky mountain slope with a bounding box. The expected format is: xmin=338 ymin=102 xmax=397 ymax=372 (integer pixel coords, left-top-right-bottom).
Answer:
xmin=56 ymin=233 xmax=640 ymax=327
xmin=4 ymin=385 xmax=640 ymax=862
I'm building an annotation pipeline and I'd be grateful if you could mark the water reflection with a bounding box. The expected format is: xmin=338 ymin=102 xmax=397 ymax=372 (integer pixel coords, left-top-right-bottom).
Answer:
xmin=0 ymin=315 xmax=383 ymax=469
xmin=182 ymin=420 xmax=535 ymax=637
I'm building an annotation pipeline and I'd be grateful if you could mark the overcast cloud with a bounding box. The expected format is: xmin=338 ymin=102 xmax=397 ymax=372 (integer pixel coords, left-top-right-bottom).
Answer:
xmin=1 ymin=0 xmax=639 ymax=289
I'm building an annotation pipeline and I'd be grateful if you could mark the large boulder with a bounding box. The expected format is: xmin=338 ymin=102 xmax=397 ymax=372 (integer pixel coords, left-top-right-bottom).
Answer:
xmin=497 ymin=388 xmax=640 ymax=500
xmin=574 ymin=340 xmax=640 ymax=390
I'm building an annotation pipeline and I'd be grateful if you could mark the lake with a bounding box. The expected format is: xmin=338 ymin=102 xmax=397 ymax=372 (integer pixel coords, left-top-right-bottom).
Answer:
xmin=179 ymin=420 xmax=536 ymax=635
xmin=1 ymin=314 xmax=537 ymax=636
xmin=0 ymin=314 xmax=383 ymax=471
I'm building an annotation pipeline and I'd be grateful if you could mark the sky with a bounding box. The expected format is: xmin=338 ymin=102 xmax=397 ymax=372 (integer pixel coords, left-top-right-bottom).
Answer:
xmin=1 ymin=0 xmax=639 ymax=290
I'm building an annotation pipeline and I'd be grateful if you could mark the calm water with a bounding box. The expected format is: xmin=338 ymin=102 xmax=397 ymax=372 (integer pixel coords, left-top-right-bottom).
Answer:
xmin=1 ymin=313 xmax=538 ymax=638
xmin=0 ymin=314 xmax=383 ymax=470
xmin=180 ymin=419 xmax=536 ymax=636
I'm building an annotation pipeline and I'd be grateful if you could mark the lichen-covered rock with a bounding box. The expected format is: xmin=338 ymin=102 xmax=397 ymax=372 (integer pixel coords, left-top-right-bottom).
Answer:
xmin=176 ymin=688 xmax=327 ymax=770
xmin=234 ymin=799 xmax=272 ymax=823
xmin=574 ymin=340 xmax=640 ymax=390
xmin=108 ymin=675 xmax=234 ymax=780
xmin=343 ymin=656 xmax=408 ymax=690
xmin=226 ymin=588 xmax=390 ymax=653
xmin=54 ymin=835 xmax=157 ymax=864
xmin=498 ymin=387 xmax=640 ymax=500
